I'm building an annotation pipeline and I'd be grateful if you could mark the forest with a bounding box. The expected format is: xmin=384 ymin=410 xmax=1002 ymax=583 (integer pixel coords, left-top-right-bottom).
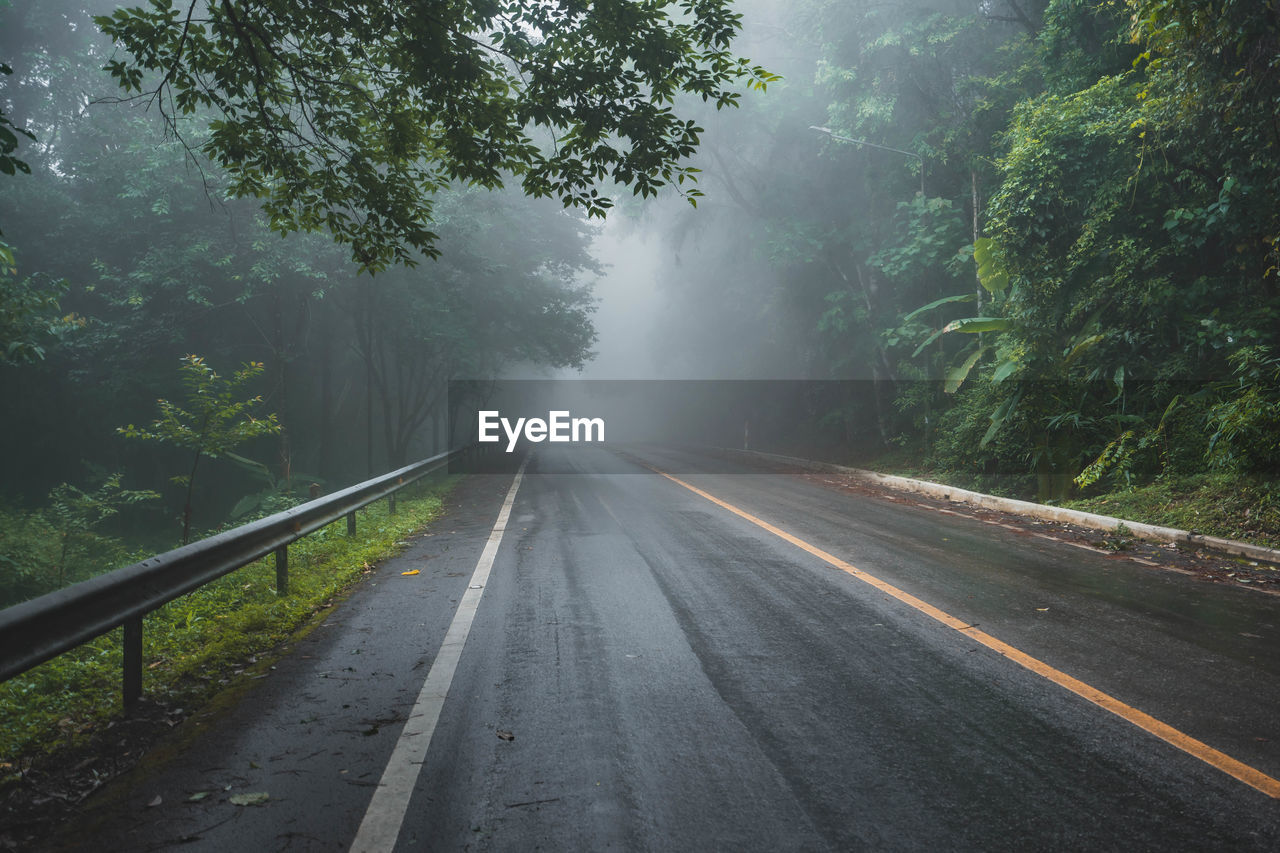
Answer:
xmin=3 ymin=0 xmax=1280 ymax=612
xmin=634 ymin=0 xmax=1280 ymax=536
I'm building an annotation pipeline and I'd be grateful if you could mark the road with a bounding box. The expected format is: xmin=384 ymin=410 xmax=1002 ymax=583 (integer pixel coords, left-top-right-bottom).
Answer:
xmin=51 ymin=445 xmax=1280 ymax=851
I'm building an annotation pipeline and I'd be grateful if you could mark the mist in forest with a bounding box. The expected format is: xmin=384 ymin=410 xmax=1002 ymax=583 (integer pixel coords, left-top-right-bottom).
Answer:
xmin=537 ymin=0 xmax=1280 ymax=500
xmin=566 ymin=0 xmax=823 ymax=383
xmin=4 ymin=0 xmax=1280 ymax=603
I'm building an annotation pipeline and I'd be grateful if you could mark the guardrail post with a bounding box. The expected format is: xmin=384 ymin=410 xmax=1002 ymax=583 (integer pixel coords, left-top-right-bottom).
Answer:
xmin=346 ymin=511 xmax=356 ymax=536
xmin=123 ymin=617 xmax=142 ymax=707
xmin=388 ymin=493 xmax=397 ymax=515
xmin=275 ymin=545 xmax=289 ymax=596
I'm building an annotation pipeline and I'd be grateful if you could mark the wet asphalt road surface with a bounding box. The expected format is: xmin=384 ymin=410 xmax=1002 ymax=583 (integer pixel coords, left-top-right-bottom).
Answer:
xmin=52 ymin=445 xmax=1280 ymax=851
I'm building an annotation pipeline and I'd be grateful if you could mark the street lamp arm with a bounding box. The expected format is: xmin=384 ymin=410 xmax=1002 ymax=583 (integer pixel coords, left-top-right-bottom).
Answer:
xmin=809 ymin=126 xmax=922 ymax=162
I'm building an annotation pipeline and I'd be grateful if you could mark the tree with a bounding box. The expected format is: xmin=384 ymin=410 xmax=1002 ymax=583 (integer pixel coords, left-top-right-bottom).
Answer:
xmin=351 ymin=184 xmax=598 ymax=469
xmin=94 ymin=0 xmax=778 ymax=271
xmin=0 ymin=62 xmax=35 ymax=180
xmin=118 ymin=354 xmax=281 ymax=544
xmin=1 ymin=0 xmax=616 ymax=500
xmin=42 ymin=474 xmax=158 ymax=586
xmin=1 ymin=52 xmax=53 ymax=364
xmin=0 ymin=241 xmax=78 ymax=364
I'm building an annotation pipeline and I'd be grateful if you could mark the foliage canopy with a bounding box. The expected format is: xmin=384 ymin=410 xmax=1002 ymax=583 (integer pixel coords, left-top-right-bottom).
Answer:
xmin=95 ymin=0 xmax=777 ymax=270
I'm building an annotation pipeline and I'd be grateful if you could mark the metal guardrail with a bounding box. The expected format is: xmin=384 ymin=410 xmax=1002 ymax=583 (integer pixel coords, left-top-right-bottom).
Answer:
xmin=0 ymin=445 xmax=473 ymax=704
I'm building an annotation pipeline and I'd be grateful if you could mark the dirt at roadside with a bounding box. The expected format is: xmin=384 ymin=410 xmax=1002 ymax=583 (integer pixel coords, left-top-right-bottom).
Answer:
xmin=0 ymin=696 xmax=186 ymax=851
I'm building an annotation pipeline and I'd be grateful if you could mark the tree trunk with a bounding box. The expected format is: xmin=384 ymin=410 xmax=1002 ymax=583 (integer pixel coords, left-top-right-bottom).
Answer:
xmin=182 ymin=451 xmax=201 ymax=546
xmin=273 ymin=292 xmax=292 ymax=490
xmin=318 ymin=321 xmax=333 ymax=481
xmin=364 ymin=282 xmax=375 ymax=477
xmin=972 ymin=168 xmax=983 ymax=315
xmin=870 ymin=365 xmax=890 ymax=447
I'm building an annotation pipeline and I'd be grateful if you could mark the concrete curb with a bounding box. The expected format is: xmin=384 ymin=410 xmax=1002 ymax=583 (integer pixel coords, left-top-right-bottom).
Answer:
xmin=723 ymin=447 xmax=1280 ymax=567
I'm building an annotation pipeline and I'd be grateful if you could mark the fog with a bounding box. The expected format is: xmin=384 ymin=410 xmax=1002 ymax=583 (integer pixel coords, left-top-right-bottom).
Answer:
xmin=560 ymin=0 xmax=825 ymax=383
xmin=3 ymin=0 xmax=1267 ymax=572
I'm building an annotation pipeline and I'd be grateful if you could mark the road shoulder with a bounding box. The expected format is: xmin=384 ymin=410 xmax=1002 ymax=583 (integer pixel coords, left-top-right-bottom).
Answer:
xmin=28 ymin=473 xmax=515 ymax=853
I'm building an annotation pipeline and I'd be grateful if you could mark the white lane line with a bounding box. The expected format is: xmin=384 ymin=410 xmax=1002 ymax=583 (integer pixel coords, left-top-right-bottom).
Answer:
xmin=350 ymin=462 xmax=527 ymax=853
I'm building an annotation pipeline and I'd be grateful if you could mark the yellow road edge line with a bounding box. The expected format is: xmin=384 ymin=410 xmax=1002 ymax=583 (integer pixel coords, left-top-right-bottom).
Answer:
xmin=653 ymin=467 xmax=1280 ymax=800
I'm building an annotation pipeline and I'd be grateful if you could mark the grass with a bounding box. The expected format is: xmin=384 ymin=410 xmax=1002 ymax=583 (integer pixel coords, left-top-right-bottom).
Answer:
xmin=0 ymin=475 xmax=459 ymax=767
xmin=1060 ymin=473 xmax=1280 ymax=550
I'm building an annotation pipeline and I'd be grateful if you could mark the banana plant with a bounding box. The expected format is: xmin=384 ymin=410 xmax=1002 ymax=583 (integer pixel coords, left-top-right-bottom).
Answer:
xmin=906 ymin=237 xmax=1013 ymax=394
xmin=899 ymin=237 xmax=1026 ymax=447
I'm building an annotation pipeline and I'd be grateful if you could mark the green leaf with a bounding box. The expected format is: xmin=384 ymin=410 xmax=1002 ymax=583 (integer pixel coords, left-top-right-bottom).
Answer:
xmin=225 ymin=451 xmax=273 ymax=483
xmin=1062 ymin=333 xmax=1104 ymax=367
xmin=229 ymin=495 xmax=261 ymax=519
xmin=910 ymin=327 xmax=948 ymax=358
xmin=980 ymin=391 xmax=1022 ymax=448
xmin=942 ymin=317 xmax=1011 ymax=334
xmin=902 ymin=293 xmax=975 ymax=323
xmin=944 ymin=345 xmax=989 ymax=394
xmin=972 ymin=237 xmax=1010 ymax=294
xmin=991 ymin=357 xmax=1020 ymax=383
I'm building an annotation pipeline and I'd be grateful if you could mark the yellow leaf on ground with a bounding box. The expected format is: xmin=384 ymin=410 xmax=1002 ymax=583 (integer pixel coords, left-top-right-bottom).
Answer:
xmin=401 ymin=569 xmax=420 ymax=576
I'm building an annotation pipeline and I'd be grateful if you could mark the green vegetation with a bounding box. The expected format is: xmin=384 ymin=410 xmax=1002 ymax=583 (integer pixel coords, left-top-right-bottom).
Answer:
xmin=646 ymin=0 xmax=1278 ymax=511
xmin=0 ymin=476 xmax=456 ymax=766
xmin=1062 ymin=474 xmax=1280 ymax=550
xmin=93 ymin=0 xmax=776 ymax=270
xmin=118 ymin=355 xmax=281 ymax=544
xmin=0 ymin=503 xmax=147 ymax=610
xmin=40 ymin=474 xmax=159 ymax=588
xmin=1 ymin=0 xmax=663 ymax=535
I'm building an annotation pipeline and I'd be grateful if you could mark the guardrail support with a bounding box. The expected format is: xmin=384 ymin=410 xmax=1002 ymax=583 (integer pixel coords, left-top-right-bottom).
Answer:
xmin=275 ymin=545 xmax=289 ymax=596
xmin=346 ymin=511 xmax=356 ymax=536
xmin=123 ymin=617 xmax=142 ymax=707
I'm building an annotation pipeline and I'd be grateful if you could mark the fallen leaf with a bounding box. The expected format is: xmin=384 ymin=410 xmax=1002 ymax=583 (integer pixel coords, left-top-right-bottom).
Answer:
xmin=496 ymin=729 xmax=515 ymax=742
xmin=146 ymin=795 xmax=162 ymax=807
xmin=186 ymin=792 xmax=209 ymax=802
xmin=229 ymin=792 xmax=269 ymax=806
xmin=401 ymin=569 xmax=420 ymax=576
xmin=249 ymin=760 xmax=261 ymax=770
xmin=1035 ymin=608 xmax=1049 ymax=612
